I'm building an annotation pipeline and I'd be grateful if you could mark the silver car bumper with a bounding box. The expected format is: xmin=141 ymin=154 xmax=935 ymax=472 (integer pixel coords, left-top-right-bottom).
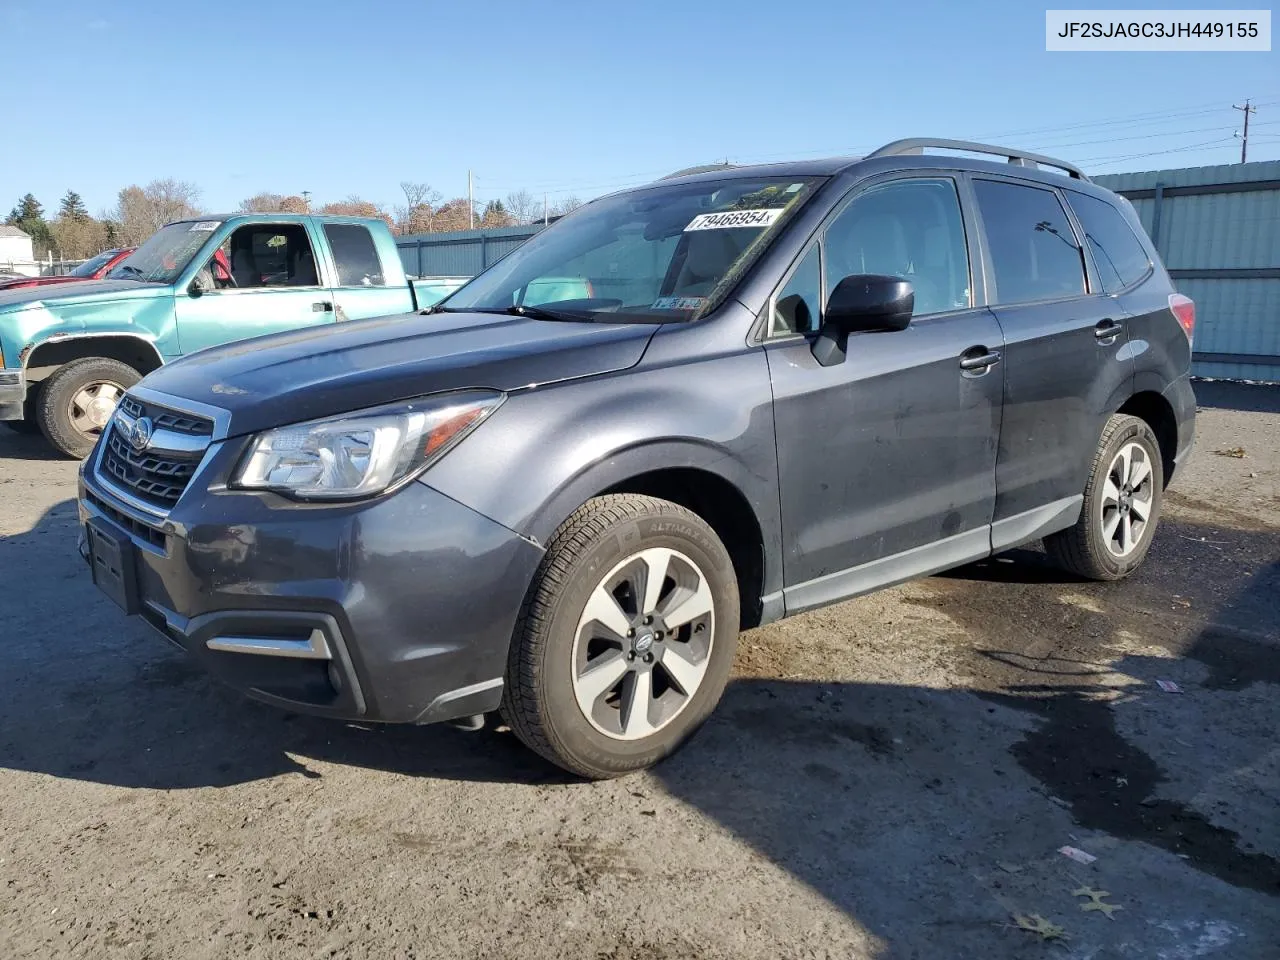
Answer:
xmin=0 ymin=369 xmax=25 ymax=420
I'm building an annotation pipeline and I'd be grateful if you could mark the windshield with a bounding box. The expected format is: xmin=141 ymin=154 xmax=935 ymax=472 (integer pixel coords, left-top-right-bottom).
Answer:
xmin=108 ymin=221 xmax=221 ymax=283
xmin=70 ymin=249 xmax=120 ymax=277
xmin=442 ymin=176 xmax=823 ymax=322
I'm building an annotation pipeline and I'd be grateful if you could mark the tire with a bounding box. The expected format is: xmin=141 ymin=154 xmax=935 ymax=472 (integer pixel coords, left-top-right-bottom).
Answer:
xmin=1 ymin=383 xmax=43 ymax=435
xmin=1045 ymin=414 xmax=1164 ymax=581
xmin=502 ymin=494 xmax=740 ymax=779
xmin=36 ymin=357 xmax=140 ymax=459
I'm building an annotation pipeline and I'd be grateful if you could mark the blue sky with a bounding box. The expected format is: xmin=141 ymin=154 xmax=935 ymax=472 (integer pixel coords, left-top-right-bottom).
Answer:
xmin=1 ymin=0 xmax=1276 ymax=216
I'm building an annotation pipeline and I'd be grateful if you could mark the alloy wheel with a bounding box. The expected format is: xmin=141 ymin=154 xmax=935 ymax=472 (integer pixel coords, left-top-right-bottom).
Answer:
xmin=571 ymin=547 xmax=715 ymax=741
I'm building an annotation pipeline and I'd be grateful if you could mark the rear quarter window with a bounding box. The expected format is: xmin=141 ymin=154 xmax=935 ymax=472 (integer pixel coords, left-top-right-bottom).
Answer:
xmin=1066 ymin=191 xmax=1153 ymax=293
xmin=324 ymin=223 xmax=386 ymax=287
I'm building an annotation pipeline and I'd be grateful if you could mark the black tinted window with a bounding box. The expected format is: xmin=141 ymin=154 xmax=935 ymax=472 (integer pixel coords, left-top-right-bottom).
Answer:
xmin=1067 ymin=192 xmax=1151 ymax=293
xmin=324 ymin=223 xmax=385 ymax=287
xmin=973 ymin=180 xmax=1085 ymax=304
xmin=824 ymin=178 xmax=970 ymax=316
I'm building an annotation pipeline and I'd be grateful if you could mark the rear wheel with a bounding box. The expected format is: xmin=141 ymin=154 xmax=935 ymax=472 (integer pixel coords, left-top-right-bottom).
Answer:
xmin=1045 ymin=414 xmax=1164 ymax=581
xmin=502 ymin=494 xmax=740 ymax=779
xmin=36 ymin=357 xmax=139 ymax=459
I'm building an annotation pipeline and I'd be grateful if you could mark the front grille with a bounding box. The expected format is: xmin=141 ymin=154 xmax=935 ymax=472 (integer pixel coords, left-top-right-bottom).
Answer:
xmin=97 ymin=396 xmax=214 ymax=510
xmin=0 ymin=371 xmax=20 ymax=387
xmin=118 ymin=395 xmax=212 ymax=436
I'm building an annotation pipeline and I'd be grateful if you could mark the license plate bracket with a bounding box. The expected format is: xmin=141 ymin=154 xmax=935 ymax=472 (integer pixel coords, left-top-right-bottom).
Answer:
xmin=86 ymin=519 xmax=140 ymax=615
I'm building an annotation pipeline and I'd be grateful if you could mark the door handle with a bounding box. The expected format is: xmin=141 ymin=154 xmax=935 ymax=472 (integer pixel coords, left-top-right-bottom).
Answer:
xmin=1094 ymin=318 xmax=1123 ymax=342
xmin=313 ymin=301 xmax=333 ymax=313
xmin=959 ymin=347 xmax=1001 ymax=372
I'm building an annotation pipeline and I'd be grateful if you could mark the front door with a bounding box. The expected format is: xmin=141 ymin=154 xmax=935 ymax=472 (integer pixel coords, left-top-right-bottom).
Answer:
xmin=765 ymin=176 xmax=1004 ymax=612
xmin=968 ymin=176 xmax=1135 ymax=548
xmin=175 ymin=221 xmax=335 ymax=354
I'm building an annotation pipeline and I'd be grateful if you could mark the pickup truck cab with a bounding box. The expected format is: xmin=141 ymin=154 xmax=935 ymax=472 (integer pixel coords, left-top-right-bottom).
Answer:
xmin=0 ymin=214 xmax=453 ymax=457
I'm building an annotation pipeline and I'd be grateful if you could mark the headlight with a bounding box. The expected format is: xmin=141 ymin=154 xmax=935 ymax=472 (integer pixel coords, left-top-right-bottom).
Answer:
xmin=233 ymin=390 xmax=503 ymax=500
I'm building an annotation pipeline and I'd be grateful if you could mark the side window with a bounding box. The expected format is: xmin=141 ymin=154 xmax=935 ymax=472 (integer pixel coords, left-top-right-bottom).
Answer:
xmin=822 ymin=178 xmax=971 ymax=317
xmin=200 ymin=225 xmax=319 ymax=290
xmin=770 ymin=245 xmax=820 ymax=335
xmin=1066 ymin=191 xmax=1152 ymax=293
xmin=972 ymin=180 xmax=1086 ymax=304
xmin=324 ymin=224 xmax=385 ymax=287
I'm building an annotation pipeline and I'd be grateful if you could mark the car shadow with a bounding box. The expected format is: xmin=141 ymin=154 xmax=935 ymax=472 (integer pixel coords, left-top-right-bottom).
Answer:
xmin=3 ymin=501 xmax=1278 ymax=956
xmin=0 ymin=426 xmax=77 ymax=462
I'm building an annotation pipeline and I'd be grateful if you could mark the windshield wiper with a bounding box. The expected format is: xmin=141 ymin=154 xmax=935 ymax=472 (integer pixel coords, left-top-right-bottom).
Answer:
xmin=504 ymin=304 xmax=594 ymax=322
xmin=114 ymin=264 xmax=147 ymax=281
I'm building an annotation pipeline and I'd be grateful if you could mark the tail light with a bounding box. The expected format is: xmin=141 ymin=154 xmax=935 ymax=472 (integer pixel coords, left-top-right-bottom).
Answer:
xmin=1169 ymin=294 xmax=1195 ymax=344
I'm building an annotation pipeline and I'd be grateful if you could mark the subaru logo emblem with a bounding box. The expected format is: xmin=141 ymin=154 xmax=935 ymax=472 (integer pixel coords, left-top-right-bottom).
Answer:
xmin=129 ymin=416 xmax=154 ymax=452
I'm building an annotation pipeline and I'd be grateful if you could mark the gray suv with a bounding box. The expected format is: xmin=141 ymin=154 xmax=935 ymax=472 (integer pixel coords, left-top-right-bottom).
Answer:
xmin=78 ymin=139 xmax=1196 ymax=779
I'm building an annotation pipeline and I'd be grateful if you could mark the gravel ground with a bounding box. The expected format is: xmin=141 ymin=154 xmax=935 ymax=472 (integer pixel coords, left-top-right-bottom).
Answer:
xmin=0 ymin=381 xmax=1277 ymax=960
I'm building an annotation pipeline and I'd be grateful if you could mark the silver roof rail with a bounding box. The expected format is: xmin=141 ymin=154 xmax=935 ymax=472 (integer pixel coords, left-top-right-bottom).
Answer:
xmin=868 ymin=138 xmax=1089 ymax=181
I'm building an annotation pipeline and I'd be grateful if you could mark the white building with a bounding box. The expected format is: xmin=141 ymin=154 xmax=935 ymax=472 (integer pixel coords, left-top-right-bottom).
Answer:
xmin=0 ymin=225 xmax=38 ymax=276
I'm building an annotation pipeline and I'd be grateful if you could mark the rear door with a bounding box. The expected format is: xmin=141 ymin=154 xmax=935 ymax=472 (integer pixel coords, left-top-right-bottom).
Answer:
xmin=175 ymin=221 xmax=336 ymax=354
xmin=969 ymin=176 xmax=1135 ymax=549
xmin=765 ymin=174 xmax=1005 ymax=609
xmin=322 ymin=222 xmax=412 ymax=321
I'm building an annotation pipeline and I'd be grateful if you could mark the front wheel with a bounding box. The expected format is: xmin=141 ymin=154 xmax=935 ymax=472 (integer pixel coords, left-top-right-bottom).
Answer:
xmin=1045 ymin=414 xmax=1164 ymax=581
xmin=36 ymin=357 xmax=140 ymax=459
xmin=502 ymin=494 xmax=740 ymax=779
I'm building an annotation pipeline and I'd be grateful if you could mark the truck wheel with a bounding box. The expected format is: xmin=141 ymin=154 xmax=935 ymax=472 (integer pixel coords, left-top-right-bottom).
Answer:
xmin=37 ymin=357 xmax=140 ymax=459
xmin=502 ymin=494 xmax=740 ymax=779
xmin=1 ymin=383 xmax=44 ymax=435
xmin=1045 ymin=414 xmax=1164 ymax=581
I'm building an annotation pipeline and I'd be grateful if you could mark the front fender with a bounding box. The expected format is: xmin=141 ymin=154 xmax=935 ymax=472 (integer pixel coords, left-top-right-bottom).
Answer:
xmin=422 ymin=345 xmax=784 ymax=602
xmin=1 ymin=292 xmax=179 ymax=369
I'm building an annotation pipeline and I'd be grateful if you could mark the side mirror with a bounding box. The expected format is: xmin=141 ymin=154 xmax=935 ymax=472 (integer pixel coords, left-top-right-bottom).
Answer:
xmin=189 ymin=271 xmax=213 ymax=297
xmin=812 ymin=274 xmax=913 ymax=367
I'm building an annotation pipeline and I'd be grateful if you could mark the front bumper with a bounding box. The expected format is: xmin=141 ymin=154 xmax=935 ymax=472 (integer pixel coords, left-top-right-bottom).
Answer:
xmin=78 ymin=438 xmax=544 ymax=725
xmin=0 ymin=368 xmax=25 ymax=420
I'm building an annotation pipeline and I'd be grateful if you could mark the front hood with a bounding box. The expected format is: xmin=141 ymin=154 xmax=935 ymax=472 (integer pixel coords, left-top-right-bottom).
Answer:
xmin=0 ymin=278 xmax=168 ymax=312
xmin=141 ymin=311 xmax=660 ymax=437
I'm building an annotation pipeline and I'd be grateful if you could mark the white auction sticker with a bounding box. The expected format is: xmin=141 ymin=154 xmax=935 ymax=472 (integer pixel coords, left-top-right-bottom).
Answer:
xmin=685 ymin=208 xmax=783 ymax=231
xmin=188 ymin=221 xmax=220 ymax=232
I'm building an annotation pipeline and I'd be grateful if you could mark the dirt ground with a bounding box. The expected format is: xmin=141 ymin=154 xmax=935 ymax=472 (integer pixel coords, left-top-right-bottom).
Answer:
xmin=0 ymin=381 xmax=1277 ymax=960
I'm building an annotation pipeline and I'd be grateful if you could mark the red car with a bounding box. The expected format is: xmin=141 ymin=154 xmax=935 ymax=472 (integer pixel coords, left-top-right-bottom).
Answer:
xmin=0 ymin=247 xmax=136 ymax=291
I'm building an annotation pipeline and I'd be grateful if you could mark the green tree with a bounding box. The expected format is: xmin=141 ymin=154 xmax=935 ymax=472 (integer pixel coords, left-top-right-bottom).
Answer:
xmin=6 ymin=193 xmax=53 ymax=256
xmin=58 ymin=190 xmax=90 ymax=222
xmin=6 ymin=193 xmax=43 ymax=226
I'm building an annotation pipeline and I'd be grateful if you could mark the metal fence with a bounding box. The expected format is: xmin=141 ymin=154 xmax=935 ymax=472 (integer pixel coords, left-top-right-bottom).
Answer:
xmin=396 ymin=162 xmax=1280 ymax=384
xmin=1095 ymin=161 xmax=1280 ymax=383
xmin=395 ymin=224 xmax=543 ymax=279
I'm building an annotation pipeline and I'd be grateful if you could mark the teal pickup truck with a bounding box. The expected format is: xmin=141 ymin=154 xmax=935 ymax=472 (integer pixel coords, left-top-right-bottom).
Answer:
xmin=0 ymin=214 xmax=466 ymax=457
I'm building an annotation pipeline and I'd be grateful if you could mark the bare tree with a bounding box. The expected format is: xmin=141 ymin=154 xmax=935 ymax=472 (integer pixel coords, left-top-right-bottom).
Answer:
xmin=552 ymin=195 xmax=584 ymax=217
xmin=109 ymin=179 xmax=202 ymax=245
xmin=50 ymin=215 xmax=108 ymax=259
xmin=317 ymin=195 xmax=395 ymax=228
xmin=238 ymin=192 xmax=309 ymax=214
xmin=394 ymin=181 xmax=442 ymax=235
xmin=503 ymin=189 xmax=540 ymax=225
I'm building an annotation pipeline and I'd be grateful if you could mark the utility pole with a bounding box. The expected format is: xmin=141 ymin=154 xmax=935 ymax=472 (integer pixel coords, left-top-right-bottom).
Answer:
xmin=468 ymin=170 xmax=474 ymax=229
xmin=1233 ymin=100 xmax=1257 ymax=163
xmin=544 ymin=193 xmax=548 ymax=225
xmin=301 ymin=190 xmax=311 ymax=212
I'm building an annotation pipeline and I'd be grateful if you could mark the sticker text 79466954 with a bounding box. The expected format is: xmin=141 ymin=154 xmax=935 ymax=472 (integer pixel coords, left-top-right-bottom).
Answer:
xmin=684 ymin=208 xmax=783 ymax=232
